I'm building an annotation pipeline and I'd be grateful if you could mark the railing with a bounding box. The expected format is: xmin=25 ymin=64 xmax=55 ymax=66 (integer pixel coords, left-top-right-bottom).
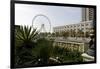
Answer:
xmin=53 ymin=40 xmax=87 ymax=53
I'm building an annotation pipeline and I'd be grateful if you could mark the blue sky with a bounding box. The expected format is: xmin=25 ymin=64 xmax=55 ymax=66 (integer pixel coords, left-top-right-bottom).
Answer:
xmin=15 ymin=4 xmax=82 ymax=32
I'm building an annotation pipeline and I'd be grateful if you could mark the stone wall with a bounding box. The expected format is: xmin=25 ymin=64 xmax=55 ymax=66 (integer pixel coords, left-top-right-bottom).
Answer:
xmin=53 ymin=41 xmax=89 ymax=53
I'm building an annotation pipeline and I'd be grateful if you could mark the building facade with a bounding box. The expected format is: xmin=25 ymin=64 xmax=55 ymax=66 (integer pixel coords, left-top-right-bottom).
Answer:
xmin=53 ymin=8 xmax=94 ymax=37
xmin=82 ymin=8 xmax=94 ymax=21
xmin=53 ymin=20 xmax=93 ymax=37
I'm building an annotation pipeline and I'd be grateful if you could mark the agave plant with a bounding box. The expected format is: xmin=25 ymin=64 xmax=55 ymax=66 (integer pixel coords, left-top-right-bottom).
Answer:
xmin=15 ymin=25 xmax=38 ymax=45
xmin=15 ymin=25 xmax=39 ymax=66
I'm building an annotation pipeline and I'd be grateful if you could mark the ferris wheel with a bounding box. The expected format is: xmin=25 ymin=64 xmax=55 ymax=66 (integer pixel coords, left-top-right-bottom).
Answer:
xmin=32 ymin=14 xmax=51 ymax=33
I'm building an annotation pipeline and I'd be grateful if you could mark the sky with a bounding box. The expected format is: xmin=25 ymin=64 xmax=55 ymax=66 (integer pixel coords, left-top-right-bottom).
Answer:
xmin=15 ymin=4 xmax=82 ymax=32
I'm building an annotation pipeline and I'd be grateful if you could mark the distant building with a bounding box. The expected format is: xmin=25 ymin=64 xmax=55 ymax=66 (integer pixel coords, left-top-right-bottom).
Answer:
xmin=53 ymin=21 xmax=93 ymax=35
xmin=82 ymin=8 xmax=94 ymax=21
xmin=53 ymin=8 xmax=94 ymax=37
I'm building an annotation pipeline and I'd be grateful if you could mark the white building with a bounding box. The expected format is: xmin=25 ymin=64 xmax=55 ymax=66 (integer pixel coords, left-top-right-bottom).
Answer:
xmin=53 ymin=20 xmax=93 ymax=35
xmin=53 ymin=8 xmax=94 ymax=37
xmin=82 ymin=8 xmax=94 ymax=21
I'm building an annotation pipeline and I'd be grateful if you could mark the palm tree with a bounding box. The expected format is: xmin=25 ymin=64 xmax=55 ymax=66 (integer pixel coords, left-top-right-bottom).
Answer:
xmin=62 ymin=31 xmax=68 ymax=39
xmin=15 ymin=25 xmax=39 ymax=66
xmin=55 ymin=32 xmax=60 ymax=37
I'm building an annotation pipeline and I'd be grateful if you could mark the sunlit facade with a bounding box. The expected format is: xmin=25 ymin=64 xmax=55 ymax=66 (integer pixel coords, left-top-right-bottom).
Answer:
xmin=53 ymin=20 xmax=93 ymax=35
xmin=82 ymin=8 xmax=94 ymax=21
xmin=53 ymin=8 xmax=94 ymax=36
